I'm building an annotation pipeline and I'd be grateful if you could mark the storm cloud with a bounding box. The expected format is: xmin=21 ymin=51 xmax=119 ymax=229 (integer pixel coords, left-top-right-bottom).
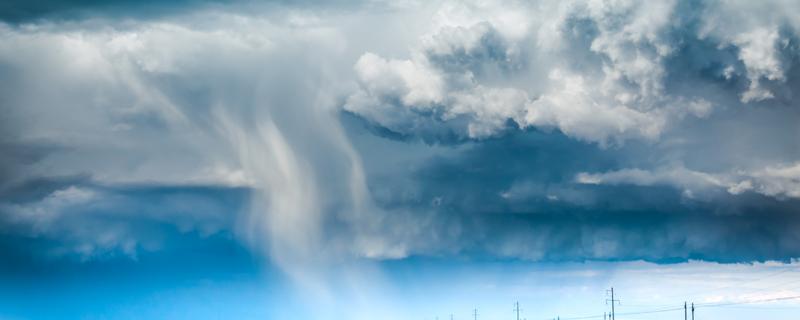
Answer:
xmin=1 ymin=0 xmax=799 ymax=279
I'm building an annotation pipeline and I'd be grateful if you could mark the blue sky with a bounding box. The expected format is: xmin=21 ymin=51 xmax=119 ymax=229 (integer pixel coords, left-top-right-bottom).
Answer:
xmin=1 ymin=0 xmax=800 ymax=319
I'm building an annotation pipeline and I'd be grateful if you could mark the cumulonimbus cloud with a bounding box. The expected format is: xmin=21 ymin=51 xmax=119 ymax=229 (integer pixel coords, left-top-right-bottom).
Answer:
xmin=1 ymin=0 xmax=799 ymax=276
xmin=345 ymin=0 xmax=800 ymax=146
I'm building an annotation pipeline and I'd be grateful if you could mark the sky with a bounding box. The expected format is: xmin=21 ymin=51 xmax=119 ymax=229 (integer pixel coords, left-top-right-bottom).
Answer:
xmin=1 ymin=0 xmax=800 ymax=319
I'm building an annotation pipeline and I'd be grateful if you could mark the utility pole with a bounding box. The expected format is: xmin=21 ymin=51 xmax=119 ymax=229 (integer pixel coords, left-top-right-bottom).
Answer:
xmin=684 ymin=302 xmax=687 ymax=320
xmin=691 ymin=302 xmax=695 ymax=320
xmin=514 ymin=301 xmax=521 ymax=320
xmin=473 ymin=308 xmax=477 ymax=320
xmin=606 ymin=287 xmax=620 ymax=320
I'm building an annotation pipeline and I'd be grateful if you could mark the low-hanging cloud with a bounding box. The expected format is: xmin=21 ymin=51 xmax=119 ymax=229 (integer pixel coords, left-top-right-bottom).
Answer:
xmin=576 ymin=162 xmax=800 ymax=199
xmin=0 ymin=0 xmax=799 ymax=290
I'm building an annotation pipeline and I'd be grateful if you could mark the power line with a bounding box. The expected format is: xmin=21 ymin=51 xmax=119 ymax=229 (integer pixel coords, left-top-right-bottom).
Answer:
xmin=547 ymin=305 xmax=684 ymax=320
xmin=428 ymin=288 xmax=800 ymax=320
xmin=555 ymin=294 xmax=800 ymax=320
xmin=696 ymin=294 xmax=800 ymax=308
xmin=731 ymin=275 xmax=800 ymax=296
xmin=559 ymin=314 xmax=606 ymax=320
xmin=658 ymin=265 xmax=800 ymax=301
xmin=617 ymin=306 xmax=685 ymax=316
xmin=606 ymin=287 xmax=620 ymax=320
xmin=708 ymin=305 xmax=800 ymax=310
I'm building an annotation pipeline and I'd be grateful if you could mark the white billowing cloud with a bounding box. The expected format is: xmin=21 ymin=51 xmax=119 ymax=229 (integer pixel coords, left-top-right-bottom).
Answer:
xmin=354 ymin=52 xmax=444 ymax=106
xmin=345 ymin=20 xmax=534 ymax=140
xmin=576 ymin=162 xmax=800 ymax=199
xmin=523 ymin=69 xmax=669 ymax=143
xmin=345 ymin=52 xmax=446 ymax=135
xmin=744 ymin=162 xmax=800 ymax=198
xmin=345 ymin=0 xmax=800 ymax=145
xmin=344 ymin=0 xmax=688 ymax=144
xmin=732 ymin=27 xmax=785 ymax=102
xmin=697 ymin=0 xmax=800 ymax=102
xmin=346 ymin=36 xmax=677 ymax=144
xmin=448 ymin=86 xmax=530 ymax=138
xmin=581 ymin=0 xmax=676 ymax=100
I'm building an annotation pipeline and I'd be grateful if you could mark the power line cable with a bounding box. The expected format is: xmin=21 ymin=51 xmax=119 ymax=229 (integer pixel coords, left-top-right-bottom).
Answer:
xmin=544 ymin=292 xmax=800 ymax=320
xmin=695 ymin=294 xmax=800 ymax=308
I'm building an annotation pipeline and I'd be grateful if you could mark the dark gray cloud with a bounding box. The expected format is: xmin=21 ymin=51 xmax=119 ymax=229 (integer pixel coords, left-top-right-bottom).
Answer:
xmin=0 ymin=177 xmax=249 ymax=260
xmin=350 ymin=128 xmax=800 ymax=263
xmin=1 ymin=0 xmax=799 ymax=270
xmin=0 ymin=0 xmax=371 ymax=23
xmin=0 ymin=0 xmax=226 ymax=22
xmin=334 ymin=0 xmax=800 ymax=263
